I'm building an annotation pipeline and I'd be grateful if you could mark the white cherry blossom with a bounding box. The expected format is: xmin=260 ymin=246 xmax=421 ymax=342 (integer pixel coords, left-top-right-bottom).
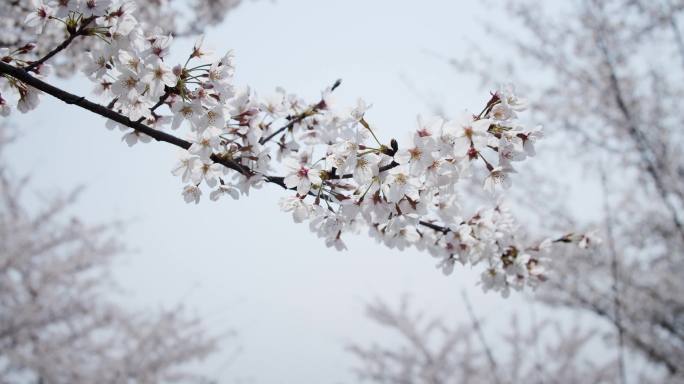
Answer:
xmin=283 ymin=160 xmax=322 ymax=196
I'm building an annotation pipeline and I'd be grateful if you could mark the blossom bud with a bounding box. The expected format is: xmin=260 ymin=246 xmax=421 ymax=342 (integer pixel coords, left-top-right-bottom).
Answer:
xmin=18 ymin=43 xmax=37 ymax=54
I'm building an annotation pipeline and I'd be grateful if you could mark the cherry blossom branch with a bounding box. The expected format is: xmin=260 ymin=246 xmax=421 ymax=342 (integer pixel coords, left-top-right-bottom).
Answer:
xmin=2 ymin=60 xmax=594 ymax=259
xmin=1 ymin=61 xmax=363 ymax=203
xmin=258 ymin=106 xmax=319 ymax=145
xmin=26 ymin=15 xmax=97 ymax=72
xmin=0 ymin=63 xmax=473 ymax=235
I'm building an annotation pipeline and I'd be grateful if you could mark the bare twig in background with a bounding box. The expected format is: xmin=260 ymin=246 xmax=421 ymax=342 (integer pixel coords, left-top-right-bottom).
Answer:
xmin=461 ymin=290 xmax=502 ymax=384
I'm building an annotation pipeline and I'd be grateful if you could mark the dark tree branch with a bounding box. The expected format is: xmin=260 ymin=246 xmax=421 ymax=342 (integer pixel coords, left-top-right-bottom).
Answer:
xmin=0 ymin=61 xmax=247 ymax=176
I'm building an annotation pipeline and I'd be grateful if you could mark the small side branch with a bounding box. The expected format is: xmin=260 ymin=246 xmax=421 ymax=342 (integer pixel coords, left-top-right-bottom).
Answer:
xmin=26 ymin=16 xmax=97 ymax=72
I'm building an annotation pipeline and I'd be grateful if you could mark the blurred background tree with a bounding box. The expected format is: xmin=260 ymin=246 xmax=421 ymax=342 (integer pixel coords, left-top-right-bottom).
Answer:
xmin=0 ymin=124 xmax=226 ymax=383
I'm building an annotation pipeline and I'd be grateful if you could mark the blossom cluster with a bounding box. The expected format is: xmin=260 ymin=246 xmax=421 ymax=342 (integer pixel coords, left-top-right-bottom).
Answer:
xmin=0 ymin=1 xmax=596 ymax=296
xmin=0 ymin=0 xmax=242 ymax=78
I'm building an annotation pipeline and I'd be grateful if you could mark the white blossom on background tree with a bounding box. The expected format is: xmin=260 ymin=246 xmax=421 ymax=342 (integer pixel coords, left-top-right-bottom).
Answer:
xmin=388 ymin=0 xmax=684 ymax=382
xmin=0 ymin=1 xmax=595 ymax=296
xmin=0 ymin=126 xmax=223 ymax=383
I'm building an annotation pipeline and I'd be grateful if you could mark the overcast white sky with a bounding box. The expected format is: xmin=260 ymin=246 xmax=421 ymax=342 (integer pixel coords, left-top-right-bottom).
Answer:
xmin=4 ymin=1 xmax=595 ymax=382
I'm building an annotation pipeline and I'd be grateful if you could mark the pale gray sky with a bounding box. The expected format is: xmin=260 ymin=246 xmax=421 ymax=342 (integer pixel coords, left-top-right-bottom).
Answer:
xmin=4 ymin=1 xmax=592 ymax=382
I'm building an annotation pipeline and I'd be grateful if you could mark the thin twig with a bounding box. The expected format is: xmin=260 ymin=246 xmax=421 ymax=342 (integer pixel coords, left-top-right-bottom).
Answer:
xmin=258 ymin=79 xmax=341 ymax=146
xmin=26 ymin=16 xmax=96 ymax=72
xmin=136 ymin=88 xmax=173 ymax=123
xmin=599 ymin=165 xmax=626 ymax=384
xmin=461 ymin=290 xmax=502 ymax=384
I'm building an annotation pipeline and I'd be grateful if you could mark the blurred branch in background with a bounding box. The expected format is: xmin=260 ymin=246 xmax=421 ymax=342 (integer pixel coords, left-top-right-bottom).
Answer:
xmin=349 ymin=297 xmax=615 ymax=384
